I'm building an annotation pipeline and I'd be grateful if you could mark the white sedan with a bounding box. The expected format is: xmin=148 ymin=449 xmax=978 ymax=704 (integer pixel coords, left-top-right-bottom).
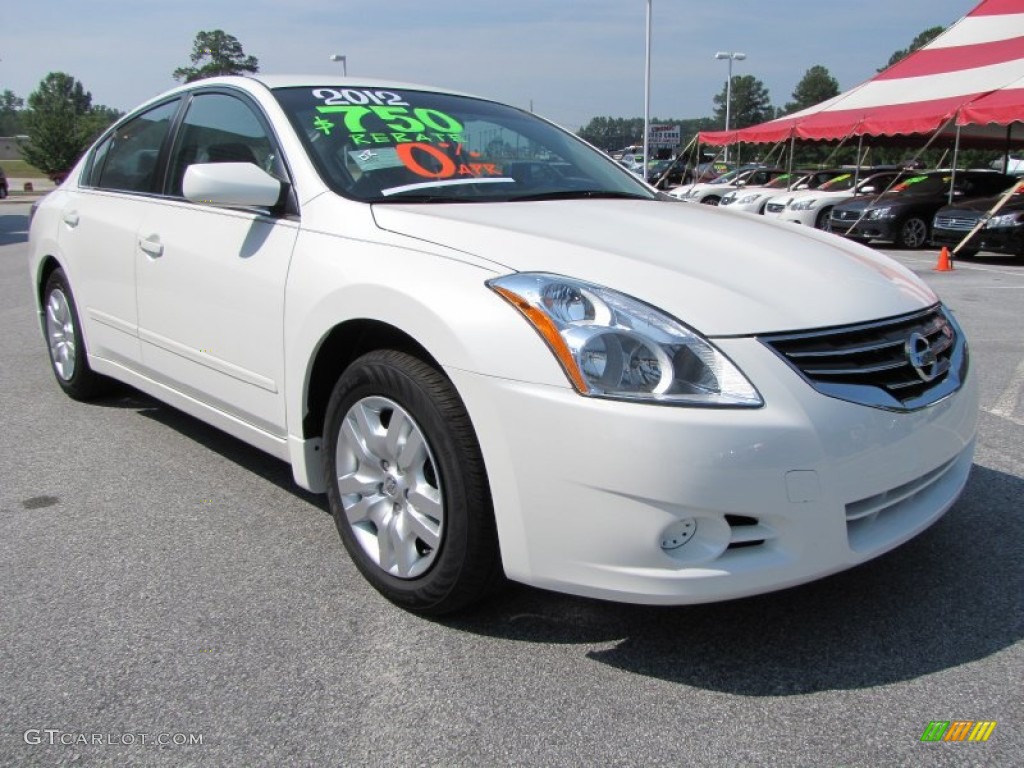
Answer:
xmin=763 ymin=170 xmax=909 ymax=229
xmin=717 ymin=170 xmax=846 ymax=215
xmin=28 ymin=76 xmax=977 ymax=614
xmin=667 ymin=166 xmax=785 ymax=205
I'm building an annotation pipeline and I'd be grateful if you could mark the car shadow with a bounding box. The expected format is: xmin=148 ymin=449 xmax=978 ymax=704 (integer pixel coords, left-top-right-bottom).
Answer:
xmin=957 ymin=251 xmax=1024 ymax=266
xmin=85 ymin=386 xmax=1022 ymax=694
xmin=89 ymin=384 xmax=328 ymax=513
xmin=0 ymin=213 xmax=29 ymax=246
xmin=444 ymin=464 xmax=1022 ymax=695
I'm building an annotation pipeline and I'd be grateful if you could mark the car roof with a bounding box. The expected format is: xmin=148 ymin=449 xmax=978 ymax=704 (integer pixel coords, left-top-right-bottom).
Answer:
xmin=249 ymin=74 xmax=477 ymax=99
xmin=124 ymin=75 xmax=484 ymax=117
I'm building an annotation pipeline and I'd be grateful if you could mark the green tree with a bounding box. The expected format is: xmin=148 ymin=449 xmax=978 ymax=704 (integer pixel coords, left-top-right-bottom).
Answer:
xmin=0 ymin=90 xmax=25 ymax=135
xmin=713 ymin=75 xmax=774 ymax=130
xmin=881 ymin=26 xmax=945 ymax=71
xmin=21 ymin=73 xmax=112 ymax=180
xmin=173 ymin=30 xmax=260 ymax=82
xmin=577 ymin=116 xmax=716 ymax=153
xmin=578 ymin=116 xmax=644 ymax=150
xmin=783 ymin=65 xmax=840 ymax=116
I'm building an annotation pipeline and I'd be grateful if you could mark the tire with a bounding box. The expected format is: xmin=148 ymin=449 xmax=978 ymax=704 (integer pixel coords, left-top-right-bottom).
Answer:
xmin=701 ymin=195 xmax=721 ymax=206
xmin=897 ymin=217 xmax=929 ymax=249
xmin=323 ymin=350 xmax=501 ymax=615
xmin=814 ymin=207 xmax=833 ymax=231
xmin=42 ymin=268 xmax=110 ymax=400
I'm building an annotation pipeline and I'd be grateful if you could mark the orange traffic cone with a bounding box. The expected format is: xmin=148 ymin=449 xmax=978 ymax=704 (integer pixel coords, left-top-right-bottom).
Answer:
xmin=935 ymin=246 xmax=953 ymax=272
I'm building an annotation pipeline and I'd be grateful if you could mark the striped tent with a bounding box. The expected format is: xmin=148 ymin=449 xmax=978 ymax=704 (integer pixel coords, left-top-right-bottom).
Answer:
xmin=699 ymin=0 xmax=1024 ymax=146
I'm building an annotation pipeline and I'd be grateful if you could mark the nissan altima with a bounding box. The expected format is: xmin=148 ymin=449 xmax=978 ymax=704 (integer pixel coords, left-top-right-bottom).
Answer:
xmin=28 ymin=76 xmax=978 ymax=614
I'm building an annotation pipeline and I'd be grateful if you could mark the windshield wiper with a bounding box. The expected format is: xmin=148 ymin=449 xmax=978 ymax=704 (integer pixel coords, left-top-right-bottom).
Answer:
xmin=373 ymin=194 xmax=487 ymax=204
xmin=507 ymin=190 xmax=653 ymax=202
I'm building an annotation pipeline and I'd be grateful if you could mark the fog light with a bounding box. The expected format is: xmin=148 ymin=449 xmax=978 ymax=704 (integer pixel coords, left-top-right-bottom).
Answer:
xmin=660 ymin=518 xmax=697 ymax=550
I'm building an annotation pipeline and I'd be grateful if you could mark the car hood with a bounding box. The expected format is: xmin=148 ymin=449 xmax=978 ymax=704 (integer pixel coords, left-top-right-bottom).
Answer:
xmin=371 ymin=200 xmax=936 ymax=336
xmin=938 ymin=194 xmax=1024 ymax=214
xmin=837 ymin=192 xmax=949 ymax=213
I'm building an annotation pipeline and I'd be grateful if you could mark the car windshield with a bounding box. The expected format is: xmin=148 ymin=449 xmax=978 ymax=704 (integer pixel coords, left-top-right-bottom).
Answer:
xmin=762 ymin=174 xmax=797 ymax=190
xmin=817 ymin=173 xmax=857 ymax=192
xmin=273 ymin=86 xmax=656 ymax=203
xmin=706 ymin=168 xmax=745 ymax=185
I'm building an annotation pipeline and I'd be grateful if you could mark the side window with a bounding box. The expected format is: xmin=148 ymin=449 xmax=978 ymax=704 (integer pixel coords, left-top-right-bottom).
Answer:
xmin=166 ymin=93 xmax=283 ymax=198
xmin=88 ymin=100 xmax=180 ymax=193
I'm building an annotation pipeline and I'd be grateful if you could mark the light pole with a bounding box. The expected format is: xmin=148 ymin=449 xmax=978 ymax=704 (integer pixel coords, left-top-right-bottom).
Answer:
xmin=714 ymin=51 xmax=746 ymax=162
xmin=329 ymin=54 xmax=347 ymax=76
xmin=643 ymin=0 xmax=652 ymax=175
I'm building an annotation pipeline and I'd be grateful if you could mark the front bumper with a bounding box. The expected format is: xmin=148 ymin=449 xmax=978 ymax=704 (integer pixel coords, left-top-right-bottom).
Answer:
xmin=448 ymin=335 xmax=978 ymax=605
xmin=830 ymin=213 xmax=898 ymax=241
xmin=932 ymin=225 xmax=1024 ymax=255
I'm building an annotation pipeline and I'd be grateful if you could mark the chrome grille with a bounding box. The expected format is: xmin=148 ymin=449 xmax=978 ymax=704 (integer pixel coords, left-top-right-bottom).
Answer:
xmin=766 ymin=202 xmax=786 ymax=213
xmin=832 ymin=209 xmax=860 ymax=221
xmin=759 ymin=305 xmax=968 ymax=411
xmin=934 ymin=214 xmax=978 ymax=231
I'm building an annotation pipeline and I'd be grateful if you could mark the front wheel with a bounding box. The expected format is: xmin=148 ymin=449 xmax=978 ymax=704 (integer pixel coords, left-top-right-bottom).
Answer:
xmin=42 ymin=268 xmax=110 ymax=400
xmin=701 ymin=195 xmax=721 ymax=206
xmin=897 ymin=217 xmax=929 ymax=249
xmin=323 ymin=350 xmax=501 ymax=615
xmin=815 ymin=207 xmax=833 ymax=231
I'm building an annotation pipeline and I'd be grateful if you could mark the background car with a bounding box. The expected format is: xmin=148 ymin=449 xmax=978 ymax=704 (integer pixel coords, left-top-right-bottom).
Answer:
xmin=830 ymin=170 xmax=1016 ymax=247
xmin=645 ymin=158 xmax=690 ymax=188
xmin=0 ymin=166 xmax=8 ymax=199
xmin=718 ymin=169 xmax=847 ymax=215
xmin=668 ymin=165 xmax=786 ymax=204
xmin=764 ymin=170 xmax=910 ymax=229
xmin=932 ymin=181 xmax=1024 ymax=257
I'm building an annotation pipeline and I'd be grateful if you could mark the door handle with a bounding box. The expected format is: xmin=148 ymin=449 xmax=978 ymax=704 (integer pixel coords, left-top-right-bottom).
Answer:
xmin=138 ymin=235 xmax=164 ymax=258
xmin=62 ymin=211 xmax=80 ymax=227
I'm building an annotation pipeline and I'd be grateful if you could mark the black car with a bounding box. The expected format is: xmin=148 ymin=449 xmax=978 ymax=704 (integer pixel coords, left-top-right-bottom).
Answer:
xmin=0 ymin=166 xmax=8 ymax=199
xmin=829 ymin=171 xmax=1016 ymax=248
xmin=646 ymin=159 xmax=690 ymax=187
xmin=932 ymin=183 xmax=1024 ymax=257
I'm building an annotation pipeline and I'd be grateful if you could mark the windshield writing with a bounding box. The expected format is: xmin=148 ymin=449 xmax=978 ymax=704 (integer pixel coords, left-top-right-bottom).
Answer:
xmin=274 ymin=87 xmax=655 ymax=203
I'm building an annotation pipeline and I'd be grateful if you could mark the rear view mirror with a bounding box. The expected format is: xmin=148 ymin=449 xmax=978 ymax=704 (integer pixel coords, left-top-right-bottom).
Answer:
xmin=183 ymin=162 xmax=283 ymax=208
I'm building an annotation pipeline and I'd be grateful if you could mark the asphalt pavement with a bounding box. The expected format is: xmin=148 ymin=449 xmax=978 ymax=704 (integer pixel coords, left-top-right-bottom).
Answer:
xmin=1 ymin=202 xmax=1021 ymax=766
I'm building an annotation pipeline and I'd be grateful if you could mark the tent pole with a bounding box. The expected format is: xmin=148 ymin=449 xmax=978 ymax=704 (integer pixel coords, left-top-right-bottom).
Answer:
xmin=949 ymin=123 xmax=962 ymax=205
xmin=787 ymin=131 xmax=795 ymax=187
xmin=854 ymin=135 xmax=864 ymax=187
xmin=1004 ymin=124 xmax=1013 ymax=174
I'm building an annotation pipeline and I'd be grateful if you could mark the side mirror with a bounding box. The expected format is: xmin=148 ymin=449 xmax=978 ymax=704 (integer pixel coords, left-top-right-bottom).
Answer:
xmin=859 ymin=185 xmax=876 ymax=194
xmin=183 ymin=162 xmax=283 ymax=208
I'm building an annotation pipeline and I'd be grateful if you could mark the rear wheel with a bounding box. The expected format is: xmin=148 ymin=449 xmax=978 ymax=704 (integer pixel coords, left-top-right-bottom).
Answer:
xmin=323 ymin=350 xmax=501 ymax=615
xmin=42 ymin=268 xmax=110 ymax=400
xmin=897 ymin=217 xmax=929 ymax=249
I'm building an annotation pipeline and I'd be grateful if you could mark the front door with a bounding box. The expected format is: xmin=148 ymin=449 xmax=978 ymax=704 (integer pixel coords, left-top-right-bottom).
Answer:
xmin=134 ymin=91 xmax=298 ymax=436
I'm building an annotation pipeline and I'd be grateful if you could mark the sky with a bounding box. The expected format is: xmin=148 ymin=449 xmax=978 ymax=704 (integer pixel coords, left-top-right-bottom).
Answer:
xmin=2 ymin=0 xmax=981 ymax=132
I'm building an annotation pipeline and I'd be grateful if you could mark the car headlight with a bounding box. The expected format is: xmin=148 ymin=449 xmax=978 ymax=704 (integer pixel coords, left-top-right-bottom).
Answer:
xmin=789 ymin=198 xmax=816 ymax=211
xmin=866 ymin=206 xmax=894 ymax=220
xmin=737 ymin=193 xmax=762 ymax=205
xmin=488 ymin=273 xmax=762 ymax=407
xmin=986 ymin=212 xmax=1024 ymax=228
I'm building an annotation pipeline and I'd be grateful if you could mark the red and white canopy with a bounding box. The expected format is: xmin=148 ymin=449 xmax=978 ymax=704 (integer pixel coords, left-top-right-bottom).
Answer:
xmin=699 ymin=0 xmax=1024 ymax=146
